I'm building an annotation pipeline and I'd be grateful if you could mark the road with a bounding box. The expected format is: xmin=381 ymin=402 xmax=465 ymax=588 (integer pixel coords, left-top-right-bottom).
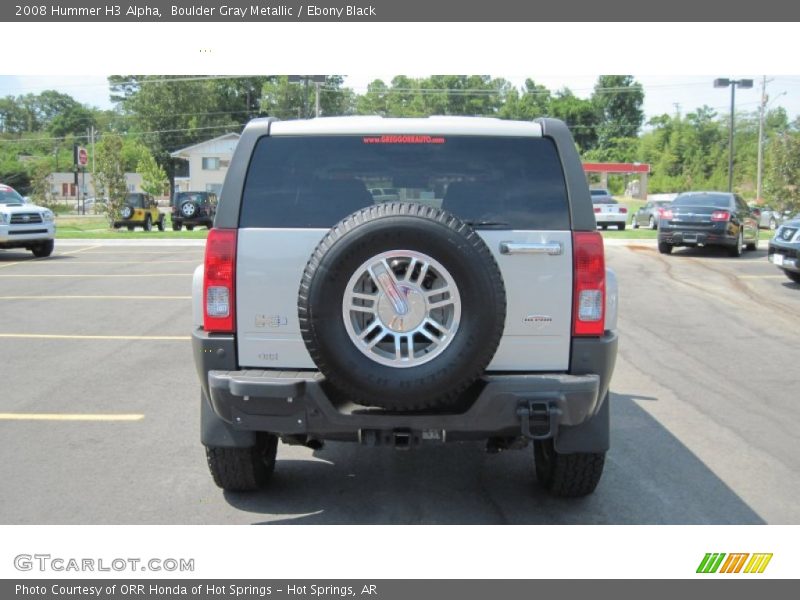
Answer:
xmin=0 ymin=239 xmax=798 ymax=524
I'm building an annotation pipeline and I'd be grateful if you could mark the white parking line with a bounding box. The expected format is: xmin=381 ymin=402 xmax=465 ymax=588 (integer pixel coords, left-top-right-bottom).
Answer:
xmin=0 ymin=273 xmax=193 ymax=278
xmin=0 ymin=413 xmax=144 ymax=422
xmin=0 ymin=295 xmax=191 ymax=300
xmin=0 ymin=334 xmax=190 ymax=340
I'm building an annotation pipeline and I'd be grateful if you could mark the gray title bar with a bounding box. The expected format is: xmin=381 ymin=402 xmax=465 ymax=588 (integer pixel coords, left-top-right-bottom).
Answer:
xmin=2 ymin=580 xmax=797 ymax=600
xmin=3 ymin=0 xmax=799 ymax=21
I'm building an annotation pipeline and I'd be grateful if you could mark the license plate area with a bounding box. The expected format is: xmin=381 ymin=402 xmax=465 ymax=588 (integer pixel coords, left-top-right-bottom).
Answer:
xmin=772 ymin=253 xmax=785 ymax=266
xmin=683 ymin=234 xmax=698 ymax=243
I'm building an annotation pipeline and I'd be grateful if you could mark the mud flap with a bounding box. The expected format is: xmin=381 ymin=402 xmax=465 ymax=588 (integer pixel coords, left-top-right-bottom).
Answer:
xmin=554 ymin=392 xmax=609 ymax=454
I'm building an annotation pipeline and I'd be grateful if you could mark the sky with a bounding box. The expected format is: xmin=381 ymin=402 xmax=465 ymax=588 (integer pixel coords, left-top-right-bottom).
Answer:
xmin=0 ymin=74 xmax=798 ymax=122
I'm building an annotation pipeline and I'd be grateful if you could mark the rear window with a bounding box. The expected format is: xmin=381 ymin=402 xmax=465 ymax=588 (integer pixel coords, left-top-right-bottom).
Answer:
xmin=592 ymin=197 xmax=617 ymax=205
xmin=590 ymin=189 xmax=610 ymax=196
xmin=673 ymin=193 xmax=733 ymax=209
xmin=175 ymin=192 xmax=207 ymax=205
xmin=240 ymin=135 xmax=570 ymax=230
xmin=125 ymin=193 xmax=145 ymax=208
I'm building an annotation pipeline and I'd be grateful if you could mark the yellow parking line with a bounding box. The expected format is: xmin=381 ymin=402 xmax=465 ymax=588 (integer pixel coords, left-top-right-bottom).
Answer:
xmin=20 ymin=260 xmax=198 ymax=264
xmin=0 ymin=333 xmax=190 ymax=340
xmin=0 ymin=273 xmax=193 ymax=278
xmin=0 ymin=413 xmax=144 ymax=422
xmin=60 ymin=245 xmax=103 ymax=256
xmin=0 ymin=295 xmax=191 ymax=300
xmin=0 ymin=244 xmax=101 ymax=270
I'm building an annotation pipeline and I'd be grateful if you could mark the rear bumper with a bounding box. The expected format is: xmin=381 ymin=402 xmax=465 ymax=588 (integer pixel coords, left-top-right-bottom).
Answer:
xmin=768 ymin=240 xmax=800 ymax=272
xmin=595 ymin=214 xmax=626 ymax=224
xmin=658 ymin=224 xmax=736 ymax=247
xmin=192 ymin=329 xmax=617 ymax=452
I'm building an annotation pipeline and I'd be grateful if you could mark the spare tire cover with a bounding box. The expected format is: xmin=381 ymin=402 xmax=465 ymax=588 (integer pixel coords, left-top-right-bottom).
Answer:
xmin=299 ymin=203 xmax=506 ymax=411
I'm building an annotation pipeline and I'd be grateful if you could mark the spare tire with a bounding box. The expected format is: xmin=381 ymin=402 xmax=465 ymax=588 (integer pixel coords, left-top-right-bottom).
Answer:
xmin=299 ymin=203 xmax=506 ymax=411
xmin=120 ymin=205 xmax=134 ymax=219
xmin=181 ymin=201 xmax=198 ymax=218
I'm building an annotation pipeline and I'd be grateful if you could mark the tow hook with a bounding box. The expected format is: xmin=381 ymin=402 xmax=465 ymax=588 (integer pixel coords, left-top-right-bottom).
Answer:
xmin=517 ymin=400 xmax=561 ymax=440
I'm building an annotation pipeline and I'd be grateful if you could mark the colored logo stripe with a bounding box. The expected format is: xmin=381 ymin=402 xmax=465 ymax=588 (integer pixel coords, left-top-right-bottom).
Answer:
xmin=744 ymin=554 xmax=773 ymax=574
xmin=697 ymin=553 xmax=726 ymax=573
xmin=697 ymin=553 xmax=773 ymax=574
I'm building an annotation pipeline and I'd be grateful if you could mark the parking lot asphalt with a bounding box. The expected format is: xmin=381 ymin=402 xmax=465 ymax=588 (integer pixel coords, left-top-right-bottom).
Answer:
xmin=0 ymin=239 xmax=798 ymax=524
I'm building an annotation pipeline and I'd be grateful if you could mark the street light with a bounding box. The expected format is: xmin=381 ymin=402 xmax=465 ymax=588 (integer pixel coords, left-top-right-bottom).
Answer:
xmin=714 ymin=78 xmax=753 ymax=192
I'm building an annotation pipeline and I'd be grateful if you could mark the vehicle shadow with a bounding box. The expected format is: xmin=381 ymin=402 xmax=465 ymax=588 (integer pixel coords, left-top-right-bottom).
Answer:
xmin=222 ymin=392 xmax=765 ymax=525
xmin=670 ymin=246 xmax=769 ymax=260
xmin=0 ymin=253 xmax=74 ymax=262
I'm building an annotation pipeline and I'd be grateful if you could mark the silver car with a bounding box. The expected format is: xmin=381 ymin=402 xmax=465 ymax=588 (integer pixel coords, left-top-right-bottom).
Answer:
xmin=632 ymin=200 xmax=672 ymax=230
xmin=751 ymin=205 xmax=784 ymax=230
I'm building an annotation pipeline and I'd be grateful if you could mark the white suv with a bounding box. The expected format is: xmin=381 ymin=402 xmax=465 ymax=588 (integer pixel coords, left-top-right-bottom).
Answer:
xmin=192 ymin=117 xmax=619 ymax=497
xmin=0 ymin=184 xmax=56 ymax=257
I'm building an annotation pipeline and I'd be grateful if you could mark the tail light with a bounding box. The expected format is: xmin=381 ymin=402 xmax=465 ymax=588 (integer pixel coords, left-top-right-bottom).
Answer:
xmin=661 ymin=209 xmax=674 ymax=220
xmin=572 ymin=231 xmax=606 ymax=337
xmin=711 ymin=211 xmax=731 ymax=222
xmin=619 ymin=207 xmax=628 ymax=214
xmin=593 ymin=207 xmax=601 ymax=213
xmin=203 ymin=228 xmax=237 ymax=333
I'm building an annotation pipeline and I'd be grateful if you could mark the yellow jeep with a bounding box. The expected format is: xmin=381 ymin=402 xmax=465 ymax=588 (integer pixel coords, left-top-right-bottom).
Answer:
xmin=113 ymin=193 xmax=165 ymax=231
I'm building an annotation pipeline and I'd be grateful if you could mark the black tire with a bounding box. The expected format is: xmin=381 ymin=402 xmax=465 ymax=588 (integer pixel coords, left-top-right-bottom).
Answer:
xmin=534 ymin=438 xmax=606 ymax=497
xmin=746 ymin=232 xmax=759 ymax=251
xmin=299 ymin=202 xmax=506 ymax=411
xmin=186 ymin=225 xmax=195 ymax=231
xmin=157 ymin=216 xmax=165 ymax=232
xmin=172 ymin=221 xmax=182 ymax=231
xmin=143 ymin=214 xmax=152 ymax=232
xmin=600 ymin=224 xmax=608 ymax=230
xmin=728 ymin=230 xmax=744 ymax=258
xmin=649 ymin=216 xmax=656 ymax=230
xmin=205 ymin=433 xmax=278 ymax=492
xmin=618 ymin=222 xmax=626 ymax=231
xmin=32 ymin=239 xmax=54 ymax=258
xmin=785 ymin=270 xmax=800 ymax=284
xmin=127 ymin=225 xmax=135 ymax=231
xmin=658 ymin=241 xmax=673 ymax=255
xmin=180 ymin=201 xmax=198 ymax=219
xmin=631 ymin=218 xmax=638 ymax=229
xmin=121 ymin=205 xmax=134 ymax=220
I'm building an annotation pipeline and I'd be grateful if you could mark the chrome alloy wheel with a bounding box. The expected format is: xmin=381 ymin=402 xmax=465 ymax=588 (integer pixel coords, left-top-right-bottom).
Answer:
xmin=342 ymin=250 xmax=461 ymax=368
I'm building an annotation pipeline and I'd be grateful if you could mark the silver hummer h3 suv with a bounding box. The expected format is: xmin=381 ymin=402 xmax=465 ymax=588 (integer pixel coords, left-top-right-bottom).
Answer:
xmin=192 ymin=116 xmax=618 ymax=497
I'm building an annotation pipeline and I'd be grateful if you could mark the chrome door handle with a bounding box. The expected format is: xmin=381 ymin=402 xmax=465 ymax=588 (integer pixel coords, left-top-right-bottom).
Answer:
xmin=499 ymin=242 xmax=563 ymax=256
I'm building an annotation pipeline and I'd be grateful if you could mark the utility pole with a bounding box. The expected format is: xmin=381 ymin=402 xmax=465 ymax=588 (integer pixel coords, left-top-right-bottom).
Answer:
xmin=315 ymin=81 xmax=321 ymax=118
xmin=756 ymin=76 xmax=767 ymax=203
xmin=714 ymin=78 xmax=754 ymax=192
xmin=90 ymin=125 xmax=96 ymax=197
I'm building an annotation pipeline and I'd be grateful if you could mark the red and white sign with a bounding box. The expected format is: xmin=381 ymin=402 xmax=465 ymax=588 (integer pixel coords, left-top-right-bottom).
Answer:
xmin=76 ymin=146 xmax=89 ymax=168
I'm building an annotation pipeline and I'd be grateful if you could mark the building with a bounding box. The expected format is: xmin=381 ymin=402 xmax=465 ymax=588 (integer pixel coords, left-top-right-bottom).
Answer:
xmin=169 ymin=132 xmax=240 ymax=197
xmin=48 ymin=172 xmax=144 ymax=202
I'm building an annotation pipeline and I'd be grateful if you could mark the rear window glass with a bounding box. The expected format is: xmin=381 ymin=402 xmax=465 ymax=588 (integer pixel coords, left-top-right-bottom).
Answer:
xmin=673 ymin=193 xmax=732 ymax=209
xmin=240 ymin=135 xmax=570 ymax=230
xmin=175 ymin=192 xmax=207 ymax=204
xmin=590 ymin=189 xmax=610 ymax=196
xmin=592 ymin=197 xmax=617 ymax=205
xmin=125 ymin=193 xmax=145 ymax=208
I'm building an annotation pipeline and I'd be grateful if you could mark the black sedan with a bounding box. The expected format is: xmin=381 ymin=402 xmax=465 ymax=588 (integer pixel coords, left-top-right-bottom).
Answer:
xmin=657 ymin=192 xmax=760 ymax=257
xmin=768 ymin=218 xmax=800 ymax=284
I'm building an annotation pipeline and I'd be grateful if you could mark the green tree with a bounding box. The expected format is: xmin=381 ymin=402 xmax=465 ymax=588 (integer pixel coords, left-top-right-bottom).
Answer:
xmin=592 ymin=75 xmax=644 ymax=144
xmin=137 ymin=152 xmax=168 ymax=198
xmin=765 ymin=131 xmax=800 ymax=214
xmin=94 ymin=133 xmax=128 ymax=226
xmin=108 ymin=75 xmax=271 ymax=193
xmin=549 ymin=89 xmax=599 ymax=152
